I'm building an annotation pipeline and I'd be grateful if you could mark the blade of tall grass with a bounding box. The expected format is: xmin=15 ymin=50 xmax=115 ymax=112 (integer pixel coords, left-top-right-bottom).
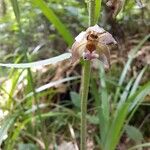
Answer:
xmin=0 ymin=114 xmax=17 ymax=146
xmin=6 ymin=70 xmax=24 ymax=108
xmin=129 ymin=66 xmax=147 ymax=98
xmin=116 ymin=67 xmax=149 ymax=149
xmin=104 ymin=81 xmax=150 ymax=150
xmin=114 ymin=34 xmax=150 ymax=103
xmin=32 ymin=0 xmax=73 ymax=46
xmin=95 ymin=0 xmax=102 ymax=22
xmin=5 ymin=112 xmax=68 ymax=149
xmin=117 ymin=78 xmax=134 ymax=109
xmin=116 ymin=67 xmax=148 ymax=132
xmin=128 ymin=66 xmax=147 ymax=111
xmin=99 ymin=64 xmax=110 ymax=146
xmin=25 ymin=103 xmax=49 ymax=114
xmin=128 ymin=143 xmax=150 ymax=150
xmin=10 ymin=0 xmax=20 ymax=23
xmin=22 ymin=76 xmax=80 ymax=101
xmin=0 ymin=53 xmax=71 ymax=68
xmin=99 ymin=64 xmax=109 ymax=119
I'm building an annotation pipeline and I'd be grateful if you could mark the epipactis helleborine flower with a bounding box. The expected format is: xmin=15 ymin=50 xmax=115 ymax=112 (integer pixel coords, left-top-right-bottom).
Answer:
xmin=71 ymin=24 xmax=117 ymax=69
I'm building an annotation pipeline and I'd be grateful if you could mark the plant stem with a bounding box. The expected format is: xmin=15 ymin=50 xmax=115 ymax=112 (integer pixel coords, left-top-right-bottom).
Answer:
xmin=80 ymin=1 xmax=95 ymax=149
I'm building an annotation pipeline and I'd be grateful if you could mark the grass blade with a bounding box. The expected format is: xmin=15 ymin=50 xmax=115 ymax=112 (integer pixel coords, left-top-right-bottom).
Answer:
xmin=10 ymin=0 xmax=20 ymax=23
xmin=114 ymin=34 xmax=150 ymax=102
xmin=104 ymin=81 xmax=150 ymax=150
xmin=95 ymin=0 xmax=102 ymax=22
xmin=128 ymin=143 xmax=150 ymax=150
xmin=99 ymin=64 xmax=110 ymax=146
xmin=33 ymin=0 xmax=73 ymax=46
xmin=117 ymin=78 xmax=134 ymax=109
xmin=6 ymin=112 xmax=67 ymax=149
xmin=129 ymin=66 xmax=147 ymax=97
xmin=23 ymin=76 xmax=80 ymax=101
xmin=0 ymin=53 xmax=71 ymax=68
xmin=99 ymin=64 xmax=109 ymax=120
xmin=0 ymin=114 xmax=17 ymax=145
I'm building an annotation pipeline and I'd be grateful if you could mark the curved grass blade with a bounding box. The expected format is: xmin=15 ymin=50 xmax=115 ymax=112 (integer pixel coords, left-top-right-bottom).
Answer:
xmin=0 ymin=53 xmax=71 ymax=68
xmin=104 ymin=81 xmax=150 ymax=150
xmin=114 ymin=34 xmax=150 ymax=102
xmin=128 ymin=143 xmax=150 ymax=150
xmin=117 ymin=78 xmax=134 ymax=109
xmin=95 ymin=0 xmax=102 ymax=23
xmin=33 ymin=0 xmax=73 ymax=46
xmin=5 ymin=112 xmax=67 ymax=149
xmin=0 ymin=114 xmax=17 ymax=146
xmin=99 ymin=64 xmax=110 ymax=146
xmin=129 ymin=66 xmax=147 ymax=97
xmin=22 ymin=76 xmax=80 ymax=101
xmin=10 ymin=0 xmax=20 ymax=23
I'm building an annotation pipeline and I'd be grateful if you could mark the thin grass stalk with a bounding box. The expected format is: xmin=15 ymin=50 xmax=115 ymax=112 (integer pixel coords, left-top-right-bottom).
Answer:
xmin=80 ymin=0 xmax=95 ymax=150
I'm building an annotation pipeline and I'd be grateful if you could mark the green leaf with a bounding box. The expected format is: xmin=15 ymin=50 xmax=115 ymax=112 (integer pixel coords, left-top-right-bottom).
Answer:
xmin=18 ymin=143 xmax=38 ymax=150
xmin=7 ymin=112 xmax=68 ymax=149
xmin=99 ymin=63 xmax=110 ymax=145
xmin=117 ymin=78 xmax=134 ymax=109
xmin=114 ymin=34 xmax=150 ymax=102
xmin=129 ymin=81 xmax=150 ymax=111
xmin=87 ymin=115 xmax=99 ymax=125
xmin=70 ymin=91 xmax=80 ymax=108
xmin=104 ymin=81 xmax=150 ymax=150
xmin=10 ymin=0 xmax=20 ymax=23
xmin=23 ymin=76 xmax=80 ymax=101
xmin=0 ymin=115 xmax=17 ymax=145
xmin=129 ymin=66 xmax=147 ymax=97
xmin=99 ymin=64 xmax=109 ymax=120
xmin=95 ymin=0 xmax=102 ymax=23
xmin=125 ymin=125 xmax=143 ymax=143
xmin=32 ymin=0 xmax=74 ymax=46
xmin=128 ymin=143 xmax=150 ymax=150
xmin=0 ymin=53 xmax=71 ymax=68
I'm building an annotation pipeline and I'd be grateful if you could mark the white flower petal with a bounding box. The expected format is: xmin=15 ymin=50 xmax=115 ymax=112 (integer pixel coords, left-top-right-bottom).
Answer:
xmin=75 ymin=31 xmax=86 ymax=42
xmin=86 ymin=24 xmax=105 ymax=33
xmin=99 ymin=32 xmax=117 ymax=45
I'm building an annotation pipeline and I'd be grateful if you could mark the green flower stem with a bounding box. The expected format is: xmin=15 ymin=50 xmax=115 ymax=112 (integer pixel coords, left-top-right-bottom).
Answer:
xmin=80 ymin=1 xmax=95 ymax=149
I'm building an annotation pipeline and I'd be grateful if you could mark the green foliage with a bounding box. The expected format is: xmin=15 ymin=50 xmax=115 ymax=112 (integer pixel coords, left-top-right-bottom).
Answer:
xmin=0 ymin=53 xmax=71 ymax=68
xmin=32 ymin=0 xmax=74 ymax=46
xmin=10 ymin=0 xmax=20 ymax=23
xmin=95 ymin=0 xmax=102 ymax=22
xmin=0 ymin=0 xmax=150 ymax=149
xmin=125 ymin=125 xmax=143 ymax=143
xmin=0 ymin=114 xmax=17 ymax=145
xmin=70 ymin=91 xmax=80 ymax=109
xmin=18 ymin=143 xmax=38 ymax=150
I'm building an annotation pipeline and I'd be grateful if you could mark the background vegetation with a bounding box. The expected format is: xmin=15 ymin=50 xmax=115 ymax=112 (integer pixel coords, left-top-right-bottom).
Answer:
xmin=0 ymin=0 xmax=150 ymax=149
